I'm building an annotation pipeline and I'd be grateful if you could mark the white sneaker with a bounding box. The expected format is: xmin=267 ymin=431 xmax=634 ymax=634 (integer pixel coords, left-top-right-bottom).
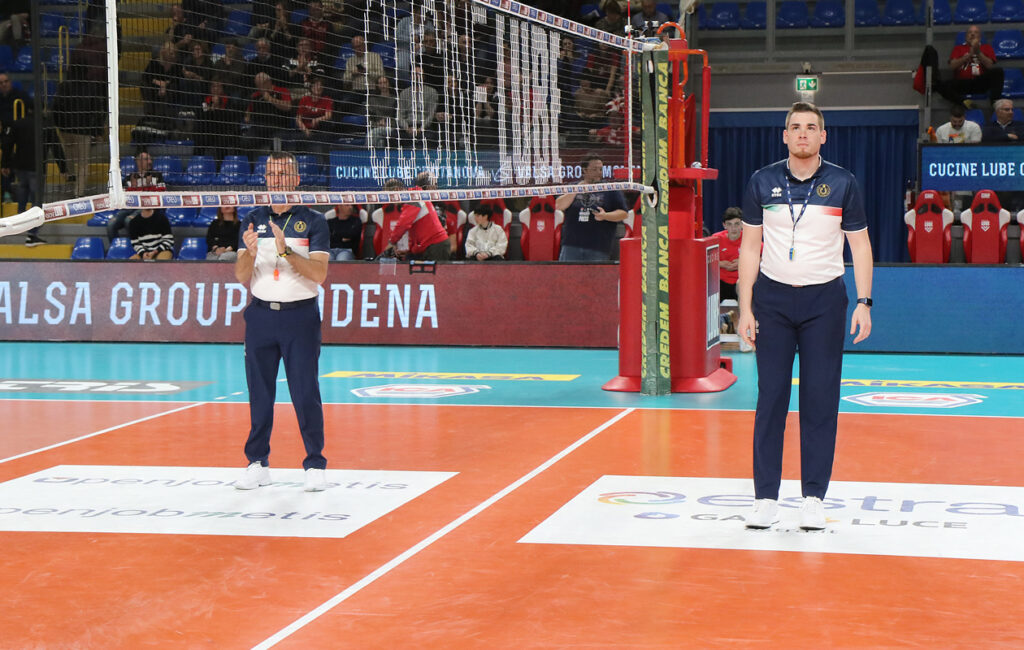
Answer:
xmin=745 ymin=498 xmax=779 ymax=529
xmin=304 ymin=468 xmax=327 ymax=492
xmin=800 ymin=496 xmax=827 ymax=530
xmin=234 ymin=462 xmax=270 ymax=490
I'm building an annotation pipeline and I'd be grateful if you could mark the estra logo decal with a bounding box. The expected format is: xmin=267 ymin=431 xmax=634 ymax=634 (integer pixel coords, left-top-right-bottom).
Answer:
xmin=519 ymin=476 xmax=1024 ymax=562
xmin=843 ymin=392 xmax=986 ymax=408
xmin=351 ymin=384 xmax=491 ymax=398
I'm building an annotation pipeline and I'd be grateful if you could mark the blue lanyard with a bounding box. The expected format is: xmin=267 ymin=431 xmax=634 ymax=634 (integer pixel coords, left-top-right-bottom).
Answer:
xmin=784 ymin=177 xmax=816 ymax=261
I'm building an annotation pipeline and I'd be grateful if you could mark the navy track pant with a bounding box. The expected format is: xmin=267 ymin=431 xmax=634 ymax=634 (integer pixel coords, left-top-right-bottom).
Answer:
xmin=243 ymin=300 xmax=326 ymax=470
xmin=751 ymin=273 xmax=848 ymax=500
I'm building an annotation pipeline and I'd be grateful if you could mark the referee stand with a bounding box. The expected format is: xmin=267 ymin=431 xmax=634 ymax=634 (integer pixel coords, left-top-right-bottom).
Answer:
xmin=604 ymin=26 xmax=737 ymax=395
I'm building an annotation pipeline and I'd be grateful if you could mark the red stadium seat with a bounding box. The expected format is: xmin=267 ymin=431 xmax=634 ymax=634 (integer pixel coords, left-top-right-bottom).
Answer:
xmin=517 ymin=196 xmax=563 ymax=261
xmin=371 ymin=204 xmax=404 ymax=255
xmin=472 ymin=199 xmax=512 ymax=228
xmin=904 ymin=190 xmax=954 ymax=263
xmin=960 ymin=189 xmax=1011 ymax=263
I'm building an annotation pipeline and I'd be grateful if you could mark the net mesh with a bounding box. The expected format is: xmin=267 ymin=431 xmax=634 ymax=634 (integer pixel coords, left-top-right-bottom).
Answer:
xmin=35 ymin=0 xmax=647 ymax=220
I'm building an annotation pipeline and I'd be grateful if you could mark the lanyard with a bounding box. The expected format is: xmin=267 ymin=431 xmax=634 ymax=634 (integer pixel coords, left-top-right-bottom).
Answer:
xmin=783 ymin=177 xmax=816 ymax=261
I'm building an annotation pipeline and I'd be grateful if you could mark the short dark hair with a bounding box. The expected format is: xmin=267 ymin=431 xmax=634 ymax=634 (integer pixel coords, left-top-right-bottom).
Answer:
xmin=950 ymin=104 xmax=967 ymax=118
xmin=786 ymin=101 xmax=825 ymax=129
xmin=722 ymin=206 xmax=743 ymax=223
xmin=580 ymin=153 xmax=603 ymax=169
xmin=474 ymin=204 xmax=493 ymax=218
xmin=382 ymin=178 xmax=406 ymax=192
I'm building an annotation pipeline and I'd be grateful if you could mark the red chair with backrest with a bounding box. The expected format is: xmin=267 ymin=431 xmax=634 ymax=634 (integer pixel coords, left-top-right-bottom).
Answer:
xmin=518 ymin=196 xmax=561 ymax=261
xmin=960 ymin=189 xmax=1010 ymax=263
xmin=474 ymin=199 xmax=511 ymax=228
xmin=371 ymin=203 xmax=404 ymax=255
xmin=904 ymin=190 xmax=954 ymax=263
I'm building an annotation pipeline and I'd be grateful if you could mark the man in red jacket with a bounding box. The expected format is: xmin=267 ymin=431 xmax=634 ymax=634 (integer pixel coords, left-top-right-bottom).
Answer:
xmin=381 ymin=178 xmax=451 ymax=261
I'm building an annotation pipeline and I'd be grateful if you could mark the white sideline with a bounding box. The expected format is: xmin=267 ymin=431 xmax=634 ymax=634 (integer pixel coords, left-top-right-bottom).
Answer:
xmin=252 ymin=407 xmax=636 ymax=649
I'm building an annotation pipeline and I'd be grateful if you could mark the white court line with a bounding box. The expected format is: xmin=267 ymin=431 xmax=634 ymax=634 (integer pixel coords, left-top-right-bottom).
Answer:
xmin=0 ymin=402 xmax=205 ymax=465
xmin=252 ymin=407 xmax=636 ymax=650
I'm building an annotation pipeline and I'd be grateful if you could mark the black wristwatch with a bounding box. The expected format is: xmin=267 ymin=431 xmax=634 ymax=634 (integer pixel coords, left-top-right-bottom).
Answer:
xmin=856 ymin=297 xmax=873 ymax=307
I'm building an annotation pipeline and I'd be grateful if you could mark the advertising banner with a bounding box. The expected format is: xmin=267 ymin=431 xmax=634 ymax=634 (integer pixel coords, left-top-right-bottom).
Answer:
xmin=920 ymin=144 xmax=1024 ymax=191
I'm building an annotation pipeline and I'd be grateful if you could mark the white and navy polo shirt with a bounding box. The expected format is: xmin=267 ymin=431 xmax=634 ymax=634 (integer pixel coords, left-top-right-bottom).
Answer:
xmin=742 ymin=157 xmax=867 ymax=286
xmin=240 ymin=205 xmax=330 ymax=302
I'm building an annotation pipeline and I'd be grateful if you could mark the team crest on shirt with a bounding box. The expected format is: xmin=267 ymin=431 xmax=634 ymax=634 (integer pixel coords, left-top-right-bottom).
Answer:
xmin=294 ymin=220 xmax=307 ymax=233
xmin=816 ymin=184 xmax=831 ymax=198
xmin=771 ymin=187 xmax=782 ymax=198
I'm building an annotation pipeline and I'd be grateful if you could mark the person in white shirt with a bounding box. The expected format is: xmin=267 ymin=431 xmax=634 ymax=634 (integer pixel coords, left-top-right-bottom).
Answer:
xmin=465 ymin=204 xmax=508 ymax=261
xmin=935 ymin=104 xmax=982 ymax=143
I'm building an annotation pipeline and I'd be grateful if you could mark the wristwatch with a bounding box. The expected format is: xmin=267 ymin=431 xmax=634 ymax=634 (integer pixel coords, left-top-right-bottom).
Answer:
xmin=278 ymin=246 xmax=291 ymax=257
xmin=856 ymin=297 xmax=873 ymax=307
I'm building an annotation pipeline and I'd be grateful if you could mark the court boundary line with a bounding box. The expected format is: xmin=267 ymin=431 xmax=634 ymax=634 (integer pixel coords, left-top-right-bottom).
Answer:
xmin=252 ymin=407 xmax=637 ymax=649
xmin=0 ymin=402 xmax=205 ymax=465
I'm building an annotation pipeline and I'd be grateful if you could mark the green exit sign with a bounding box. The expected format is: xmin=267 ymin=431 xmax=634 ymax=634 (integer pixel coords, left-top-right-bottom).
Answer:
xmin=796 ymin=76 xmax=819 ymax=92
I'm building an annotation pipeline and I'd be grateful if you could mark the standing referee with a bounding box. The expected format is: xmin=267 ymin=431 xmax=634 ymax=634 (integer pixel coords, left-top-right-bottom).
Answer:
xmin=736 ymin=102 xmax=874 ymax=530
xmin=233 ymin=151 xmax=332 ymax=492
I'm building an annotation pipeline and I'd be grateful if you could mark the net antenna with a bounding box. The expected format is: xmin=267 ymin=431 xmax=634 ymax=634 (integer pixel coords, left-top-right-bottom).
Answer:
xmin=2 ymin=0 xmax=658 ymax=238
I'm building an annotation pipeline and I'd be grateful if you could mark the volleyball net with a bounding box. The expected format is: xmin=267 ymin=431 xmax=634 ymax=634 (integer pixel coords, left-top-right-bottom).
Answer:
xmin=3 ymin=0 xmax=664 ymax=234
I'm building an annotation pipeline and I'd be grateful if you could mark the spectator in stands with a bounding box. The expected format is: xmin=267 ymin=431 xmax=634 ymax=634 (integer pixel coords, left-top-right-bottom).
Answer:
xmin=0 ymin=0 xmax=30 ymax=48
xmin=142 ymin=41 xmax=184 ymax=119
xmin=182 ymin=0 xmax=224 ymax=34
xmin=128 ymin=208 xmax=174 ymax=260
xmin=1 ymin=110 xmax=43 ymax=246
xmin=396 ymin=12 xmax=435 ymax=79
xmin=397 ymin=67 xmax=439 ymax=146
xmin=212 ymin=40 xmax=248 ymax=98
xmin=630 ymin=0 xmax=670 ymax=31
xmin=246 ymin=38 xmax=286 ymax=87
xmin=52 ymin=71 xmax=107 ymax=198
xmin=574 ymin=74 xmax=611 ymax=132
xmin=249 ymin=2 xmax=297 ymax=60
xmin=712 ymin=207 xmax=743 ymax=301
xmin=983 ymin=98 xmax=1024 ymax=142
xmin=328 ymin=204 xmax=363 ymax=261
xmin=109 ymin=150 xmax=166 ymax=243
xmin=417 ymin=31 xmax=447 ymax=93
xmin=181 ymin=42 xmax=214 ymax=108
xmin=167 ymin=4 xmax=212 ymax=53
xmin=934 ymin=103 xmax=982 ymax=143
xmin=586 ymin=41 xmax=623 ymax=95
xmin=323 ymin=0 xmax=353 ymax=41
xmin=244 ymin=72 xmax=294 ymax=155
xmin=465 ymin=204 xmax=508 ymax=261
xmin=293 ymin=76 xmax=334 ymax=153
xmin=555 ymin=153 xmax=629 ymax=261
xmin=197 ymin=78 xmax=241 ymax=161
xmin=302 ymin=1 xmax=333 ymax=55
xmin=285 ymin=38 xmax=327 ymax=91
xmin=381 ymin=178 xmax=451 ymax=261
xmin=475 ymin=76 xmax=499 ymax=148
xmin=595 ymin=0 xmax=627 ymax=34
xmin=947 ymin=25 xmax=1004 ymax=107
xmin=343 ymin=34 xmax=385 ymax=97
xmin=206 ymin=205 xmax=240 ymax=260
xmin=0 ymin=72 xmax=30 ymax=125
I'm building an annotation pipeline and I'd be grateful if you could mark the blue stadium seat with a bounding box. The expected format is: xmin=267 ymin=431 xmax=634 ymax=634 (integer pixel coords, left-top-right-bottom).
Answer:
xmin=741 ymin=1 xmax=767 ymax=28
xmin=776 ymin=1 xmax=810 ymax=28
xmin=193 ymin=208 xmax=218 ymax=227
xmin=237 ymin=207 xmax=255 ymax=220
xmin=0 ymin=45 xmax=13 ymax=72
xmin=992 ymin=0 xmax=1024 ymax=21
xmin=1003 ymin=68 xmax=1024 ymax=97
xmin=991 ymin=106 xmax=1024 ymax=121
xmin=656 ymin=3 xmax=680 ymax=20
xmin=811 ymin=0 xmax=846 ymax=27
xmin=211 ymin=43 xmax=227 ymax=61
xmin=86 ymin=210 xmax=116 ymax=227
xmin=106 ymin=237 xmax=134 ymax=260
xmin=334 ymin=44 xmax=355 ymax=70
xmin=248 ymin=156 xmax=269 ymax=185
xmin=217 ymin=155 xmax=251 ymax=185
xmin=13 ymin=46 xmax=32 ymax=73
xmin=855 ymin=0 xmax=882 ymax=25
xmin=704 ymin=2 xmax=741 ymax=29
xmin=290 ymin=8 xmax=309 ymax=26
xmin=883 ymin=0 xmax=919 ymax=25
xmin=40 ymin=14 xmax=66 ymax=38
xmin=152 ymin=156 xmax=184 ymax=184
xmin=581 ymin=3 xmax=602 ymax=18
xmin=993 ymin=29 xmax=1024 ymax=58
xmin=166 ymin=207 xmax=198 ymax=227
xmin=184 ymin=155 xmax=217 ymax=185
xmin=224 ymin=10 xmax=252 ymax=36
xmin=296 ymin=155 xmax=326 ymax=186
xmin=120 ymin=156 xmax=137 ymax=177
xmin=371 ymin=42 xmax=397 ymax=69
xmin=70 ymin=237 xmax=106 ymax=260
xmin=177 ymin=237 xmax=208 ymax=260
xmin=964 ymin=108 xmax=985 ymax=126
xmin=242 ymin=41 xmax=257 ymax=62
xmin=927 ymin=0 xmax=953 ymax=24
xmin=954 ymin=0 xmax=989 ymax=23
xmin=955 ymin=30 xmax=988 ymax=44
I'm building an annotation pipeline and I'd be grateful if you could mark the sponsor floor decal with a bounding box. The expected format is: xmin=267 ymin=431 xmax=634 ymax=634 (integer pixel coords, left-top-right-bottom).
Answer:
xmin=0 ymin=465 xmax=456 ymax=538
xmin=519 ymin=476 xmax=1024 ymax=562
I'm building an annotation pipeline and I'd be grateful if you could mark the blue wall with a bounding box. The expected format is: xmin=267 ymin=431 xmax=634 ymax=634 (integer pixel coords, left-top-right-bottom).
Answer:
xmin=841 ymin=265 xmax=1024 ymax=354
xmin=706 ymin=109 xmax=919 ymax=264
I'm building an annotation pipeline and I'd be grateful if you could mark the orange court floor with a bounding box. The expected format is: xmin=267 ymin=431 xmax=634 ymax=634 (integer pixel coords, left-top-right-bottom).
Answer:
xmin=1 ymin=342 xmax=1022 ymax=649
